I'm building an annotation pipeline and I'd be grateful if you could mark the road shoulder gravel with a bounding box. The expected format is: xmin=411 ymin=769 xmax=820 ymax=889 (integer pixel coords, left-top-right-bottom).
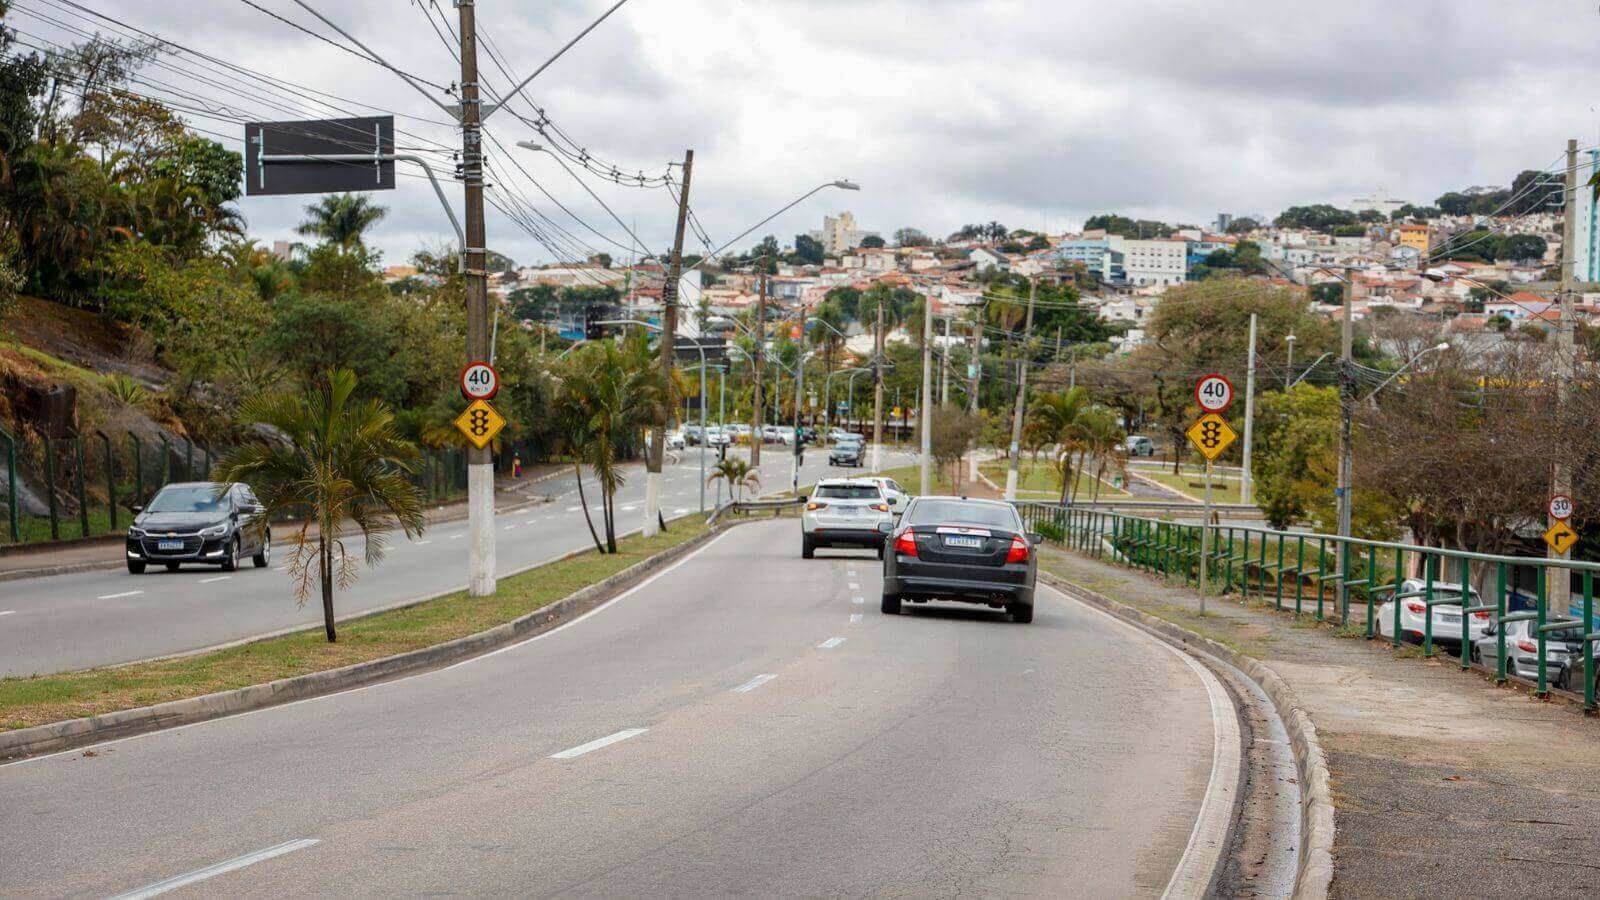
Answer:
xmin=1041 ymin=546 xmax=1600 ymax=900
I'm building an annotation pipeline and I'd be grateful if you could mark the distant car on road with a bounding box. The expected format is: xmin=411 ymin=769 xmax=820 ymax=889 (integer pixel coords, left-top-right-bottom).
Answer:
xmin=706 ymin=427 xmax=731 ymax=448
xmin=126 ymin=482 xmax=270 ymax=574
xmin=829 ymin=440 xmax=864 ymax=467
xmin=855 ymin=475 xmax=909 ymax=515
xmin=878 ymin=496 xmax=1039 ymax=623
xmin=802 ymin=478 xmax=893 ymax=559
xmin=665 ymin=430 xmax=686 ymax=451
xmin=1124 ymin=435 xmax=1155 ymax=457
xmin=1472 ymin=615 xmax=1583 ymax=686
xmin=1374 ymin=578 xmax=1488 ymax=645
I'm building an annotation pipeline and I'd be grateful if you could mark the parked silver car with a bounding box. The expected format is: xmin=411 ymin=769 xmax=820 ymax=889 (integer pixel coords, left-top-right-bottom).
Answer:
xmin=802 ymin=478 xmax=893 ymax=559
xmin=1472 ymin=616 xmax=1584 ymax=685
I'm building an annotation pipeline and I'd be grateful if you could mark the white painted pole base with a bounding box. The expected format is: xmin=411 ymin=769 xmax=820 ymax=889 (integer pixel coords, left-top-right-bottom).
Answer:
xmin=970 ymin=453 xmax=980 ymax=482
xmin=1004 ymin=468 xmax=1018 ymax=501
xmin=870 ymin=443 xmax=881 ymax=473
xmin=642 ymin=471 xmax=663 ymax=537
xmin=468 ymin=463 xmax=496 ymax=597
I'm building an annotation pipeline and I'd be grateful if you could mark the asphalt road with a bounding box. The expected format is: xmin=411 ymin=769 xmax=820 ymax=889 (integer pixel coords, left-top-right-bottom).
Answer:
xmin=0 ymin=518 xmax=1226 ymax=897
xmin=0 ymin=447 xmax=912 ymax=677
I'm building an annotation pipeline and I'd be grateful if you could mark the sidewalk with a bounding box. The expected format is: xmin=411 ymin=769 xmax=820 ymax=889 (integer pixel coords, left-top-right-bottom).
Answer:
xmin=1040 ymin=546 xmax=1600 ymax=900
xmin=0 ymin=466 xmax=564 ymax=581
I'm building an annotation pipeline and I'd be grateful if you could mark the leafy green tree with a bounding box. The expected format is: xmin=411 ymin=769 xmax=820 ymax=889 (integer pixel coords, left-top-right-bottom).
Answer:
xmin=791 ymin=233 xmax=825 ymax=264
xmin=1250 ymin=385 xmax=1338 ymax=529
xmin=1310 ymin=283 xmax=1344 ymax=305
xmin=1083 ymin=213 xmax=1174 ymax=238
xmin=1273 ymin=204 xmax=1358 ymax=231
xmin=509 ymin=283 xmax=559 ymax=322
xmin=263 ymin=289 xmax=405 ymax=401
xmin=1435 ymin=192 xmax=1474 ymax=216
xmin=1224 ymin=217 xmax=1260 ymax=234
xmin=1497 ymin=234 xmax=1547 ymax=263
xmin=0 ymin=9 xmax=48 ymax=160
xmin=296 ymin=192 xmax=388 ymax=253
xmin=859 ymin=234 xmax=886 ymax=249
xmin=707 ymin=456 xmax=760 ymax=502
xmin=1028 ymin=387 xmax=1089 ymax=503
xmin=217 ymin=369 xmax=426 ymax=642
xmin=894 ymin=227 xmax=931 ymax=247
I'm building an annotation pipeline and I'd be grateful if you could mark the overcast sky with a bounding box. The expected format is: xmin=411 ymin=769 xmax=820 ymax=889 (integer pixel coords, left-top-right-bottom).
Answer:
xmin=13 ymin=0 xmax=1600 ymax=265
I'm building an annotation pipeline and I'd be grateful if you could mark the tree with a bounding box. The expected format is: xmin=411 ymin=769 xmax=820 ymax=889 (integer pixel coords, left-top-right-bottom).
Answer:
xmin=707 ymin=456 xmax=760 ymax=502
xmin=1025 ymin=234 xmax=1051 ymax=251
xmin=296 ymin=192 xmax=388 ymax=253
xmin=216 ymin=369 xmax=425 ymax=642
xmin=1028 ymin=387 xmax=1090 ymax=503
xmin=924 ymin=404 xmax=982 ymax=491
xmin=1083 ymin=213 xmax=1174 ymax=239
xmin=1224 ymin=217 xmax=1259 ymax=234
xmin=894 ymin=227 xmax=931 ymax=247
xmin=1497 ymin=234 xmax=1547 ymax=263
xmin=0 ymin=11 xmax=49 ymax=160
xmin=1310 ymin=282 xmax=1344 ymax=305
xmin=859 ymin=234 xmax=886 ymax=249
xmin=1434 ymin=192 xmax=1474 ymax=217
xmin=1250 ymin=385 xmax=1338 ymax=530
xmin=1273 ymin=204 xmax=1358 ymax=231
xmin=509 ymin=283 xmax=559 ymax=322
xmin=791 ymin=233 xmax=825 ymax=264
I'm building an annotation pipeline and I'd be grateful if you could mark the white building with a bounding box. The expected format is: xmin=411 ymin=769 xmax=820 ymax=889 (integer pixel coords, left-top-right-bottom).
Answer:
xmin=1572 ymin=149 xmax=1600 ymax=283
xmin=1350 ymin=189 xmax=1407 ymax=219
xmin=968 ymin=247 xmax=1012 ymax=272
xmin=1107 ymin=236 xmax=1187 ymax=286
xmin=809 ymin=211 xmax=879 ymax=254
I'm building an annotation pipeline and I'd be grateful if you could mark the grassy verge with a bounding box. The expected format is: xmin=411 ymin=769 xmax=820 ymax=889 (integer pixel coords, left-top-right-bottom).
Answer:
xmin=978 ymin=461 xmax=1131 ymax=499
xmin=0 ymin=516 xmax=710 ymax=731
xmin=878 ymin=463 xmax=959 ymax=496
xmin=1135 ymin=469 xmax=1244 ymax=504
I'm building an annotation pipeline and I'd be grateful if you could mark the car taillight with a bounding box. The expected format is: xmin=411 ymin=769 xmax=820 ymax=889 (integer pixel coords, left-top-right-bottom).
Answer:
xmin=893 ymin=530 xmax=917 ymax=557
xmin=806 ymin=501 xmax=826 ymax=510
xmin=1472 ymin=610 xmax=1490 ymax=620
xmin=1517 ymin=640 xmax=1538 ymax=653
xmin=1406 ymin=601 xmax=1426 ymax=614
xmin=870 ymin=503 xmax=889 ymax=512
xmin=1006 ymin=535 xmax=1029 ymax=564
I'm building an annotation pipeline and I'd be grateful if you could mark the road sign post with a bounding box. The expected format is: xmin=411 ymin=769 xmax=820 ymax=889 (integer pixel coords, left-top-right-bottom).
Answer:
xmin=1187 ymin=389 xmax=1236 ymax=615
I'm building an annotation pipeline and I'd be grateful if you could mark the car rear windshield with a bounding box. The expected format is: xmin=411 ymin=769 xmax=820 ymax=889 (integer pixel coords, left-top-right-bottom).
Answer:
xmin=147 ymin=485 xmax=228 ymax=513
xmin=905 ymin=500 xmax=1019 ymax=529
xmin=815 ymin=484 xmax=881 ymax=499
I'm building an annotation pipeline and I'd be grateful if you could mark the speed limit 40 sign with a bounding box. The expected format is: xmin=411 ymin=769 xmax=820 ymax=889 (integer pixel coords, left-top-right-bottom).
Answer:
xmin=1195 ymin=374 xmax=1234 ymax=414
xmin=460 ymin=361 xmax=499 ymax=401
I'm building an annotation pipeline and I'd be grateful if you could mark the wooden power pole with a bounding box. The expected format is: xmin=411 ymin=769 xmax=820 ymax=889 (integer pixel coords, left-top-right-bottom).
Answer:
xmin=645 ymin=149 xmax=693 ymax=537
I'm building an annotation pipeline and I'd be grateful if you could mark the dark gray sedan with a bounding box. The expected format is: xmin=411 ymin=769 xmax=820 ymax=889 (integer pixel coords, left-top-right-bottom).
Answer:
xmin=877 ymin=496 xmax=1039 ymax=623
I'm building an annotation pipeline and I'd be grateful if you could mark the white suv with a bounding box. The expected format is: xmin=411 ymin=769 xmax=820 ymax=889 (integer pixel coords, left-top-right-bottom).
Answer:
xmin=802 ymin=479 xmax=893 ymax=559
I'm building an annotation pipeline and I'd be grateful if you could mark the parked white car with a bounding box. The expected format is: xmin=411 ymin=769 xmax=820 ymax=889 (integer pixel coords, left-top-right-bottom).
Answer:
xmin=665 ymin=430 xmax=686 ymax=451
xmin=705 ymin=427 xmax=731 ymax=448
xmin=802 ymin=479 xmax=893 ymax=559
xmin=1374 ymin=578 xmax=1489 ymax=645
xmin=855 ymin=475 xmax=910 ymax=516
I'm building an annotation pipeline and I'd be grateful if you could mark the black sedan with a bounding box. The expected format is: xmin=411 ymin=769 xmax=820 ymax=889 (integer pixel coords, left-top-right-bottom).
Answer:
xmin=877 ymin=496 xmax=1039 ymax=623
xmin=126 ymin=482 xmax=271 ymax=574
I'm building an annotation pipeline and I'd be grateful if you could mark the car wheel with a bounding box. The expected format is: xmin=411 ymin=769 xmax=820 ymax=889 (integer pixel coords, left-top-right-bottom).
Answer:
xmin=881 ymin=592 xmax=901 ymax=615
xmin=127 ymin=560 xmax=146 ymax=575
xmin=221 ymin=538 xmax=239 ymax=572
xmin=1470 ymin=645 xmax=1481 ymax=665
xmin=802 ymin=535 xmax=815 ymax=559
xmin=165 ymin=562 xmax=181 ymax=572
xmin=875 ymin=542 xmax=884 ymax=560
xmin=253 ymin=532 xmax=271 ymax=568
xmin=1008 ymin=601 xmax=1034 ymax=624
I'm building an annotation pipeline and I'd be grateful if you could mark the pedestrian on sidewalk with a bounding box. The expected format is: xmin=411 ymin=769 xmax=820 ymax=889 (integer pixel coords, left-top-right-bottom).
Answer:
xmin=512 ymin=451 xmax=523 ymax=479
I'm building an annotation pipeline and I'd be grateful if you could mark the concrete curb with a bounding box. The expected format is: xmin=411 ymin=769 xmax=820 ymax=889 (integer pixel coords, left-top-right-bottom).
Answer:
xmin=0 ymin=522 xmax=734 ymax=763
xmin=1039 ymin=570 xmax=1335 ymax=900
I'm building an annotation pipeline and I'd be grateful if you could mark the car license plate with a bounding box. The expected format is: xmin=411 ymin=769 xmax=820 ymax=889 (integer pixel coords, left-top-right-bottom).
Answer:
xmin=158 ymin=540 xmax=184 ymax=550
xmin=1441 ymin=614 xmax=1460 ymax=625
xmin=945 ymin=535 xmax=982 ymax=549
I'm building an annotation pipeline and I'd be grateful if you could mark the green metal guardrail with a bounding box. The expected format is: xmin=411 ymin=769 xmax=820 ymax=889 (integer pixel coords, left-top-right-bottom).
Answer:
xmin=1016 ymin=502 xmax=1600 ymax=712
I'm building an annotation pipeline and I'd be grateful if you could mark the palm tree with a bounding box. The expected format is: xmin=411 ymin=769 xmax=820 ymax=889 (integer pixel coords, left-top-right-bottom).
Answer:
xmin=1028 ymin=387 xmax=1090 ymax=503
xmin=215 ymin=369 xmax=425 ymax=642
xmin=295 ymin=192 xmax=388 ymax=253
xmin=1074 ymin=406 xmax=1126 ymax=504
xmin=708 ymin=456 xmax=760 ymax=502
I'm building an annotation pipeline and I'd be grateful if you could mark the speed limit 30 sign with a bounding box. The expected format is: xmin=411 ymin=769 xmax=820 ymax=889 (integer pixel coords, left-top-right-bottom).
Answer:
xmin=1549 ymin=494 xmax=1574 ymax=521
xmin=1195 ymin=373 xmax=1234 ymax=414
xmin=460 ymin=361 xmax=499 ymax=401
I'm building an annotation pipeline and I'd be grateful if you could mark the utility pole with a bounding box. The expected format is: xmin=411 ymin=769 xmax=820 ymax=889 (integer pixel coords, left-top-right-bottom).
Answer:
xmin=1551 ymin=137 xmax=1579 ymax=620
xmin=920 ymin=294 xmax=934 ymax=494
xmin=751 ymin=270 xmax=767 ymax=468
xmin=1004 ymin=277 xmax=1038 ymax=501
xmin=871 ymin=294 xmax=885 ymax=472
xmin=1335 ymin=278 xmax=1354 ymax=614
xmin=791 ymin=305 xmax=807 ymax=495
xmin=645 ymin=149 xmax=693 ymax=538
xmin=940 ymin=317 xmax=950 ymax=405
xmin=968 ymin=314 xmax=982 ymax=483
xmin=457 ymin=0 xmax=494 ymax=597
xmin=1240 ymin=313 xmax=1258 ymax=506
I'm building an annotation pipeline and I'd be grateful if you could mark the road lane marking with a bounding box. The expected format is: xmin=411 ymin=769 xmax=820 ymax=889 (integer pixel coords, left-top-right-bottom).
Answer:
xmin=620 ymin=505 xmax=637 ymax=512
xmin=847 ymin=582 xmax=859 ymax=590
xmin=413 ymin=540 xmax=431 ymax=546
xmin=850 ymin=613 xmax=863 ymax=624
xmin=111 ymin=838 xmax=320 ymax=899
xmin=450 ymin=534 xmax=464 ymax=540
xmin=526 ymin=519 xmax=540 ymax=524
xmin=731 ymin=674 xmax=777 ymax=693
xmin=0 ymin=610 xmax=14 ymax=617
xmin=566 ymin=505 xmax=582 ymax=512
xmin=550 ymin=728 xmax=648 ymax=759
xmin=852 ymin=596 xmax=864 ymax=604
xmin=817 ymin=637 xmax=846 ymax=649
xmin=197 ymin=576 xmax=231 ymax=585
xmin=503 ymin=524 xmax=517 ymax=531
xmin=97 ymin=590 xmax=143 ymax=600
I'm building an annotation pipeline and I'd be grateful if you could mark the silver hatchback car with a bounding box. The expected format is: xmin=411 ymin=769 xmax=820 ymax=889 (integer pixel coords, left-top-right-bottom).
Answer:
xmin=802 ymin=479 xmax=893 ymax=559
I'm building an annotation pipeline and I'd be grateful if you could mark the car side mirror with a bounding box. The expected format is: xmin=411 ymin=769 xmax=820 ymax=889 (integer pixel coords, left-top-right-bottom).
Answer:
xmin=1482 ymin=623 xmax=1495 ymax=636
xmin=797 ymin=495 xmax=807 ymax=503
xmin=130 ymin=505 xmax=143 ymax=515
xmin=875 ymin=520 xmax=892 ymax=535
xmin=1027 ymin=532 xmax=1043 ymax=544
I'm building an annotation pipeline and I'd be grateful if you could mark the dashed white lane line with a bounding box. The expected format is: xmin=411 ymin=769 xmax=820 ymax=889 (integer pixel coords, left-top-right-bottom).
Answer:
xmin=566 ymin=505 xmax=582 ymax=512
xmin=0 ymin=610 xmax=14 ymax=617
xmin=503 ymin=524 xmax=518 ymax=531
xmin=817 ymin=637 xmax=846 ymax=649
xmin=197 ymin=576 xmax=230 ymax=585
xmin=847 ymin=582 xmax=860 ymax=590
xmin=731 ymin=673 xmax=777 ymax=693
xmin=413 ymin=540 xmax=431 ymax=546
xmin=526 ymin=519 xmax=540 ymax=524
xmin=550 ymin=728 xmax=649 ymax=759
xmin=850 ymin=613 xmax=863 ymax=624
xmin=450 ymin=534 xmax=465 ymax=540
xmin=110 ymin=838 xmax=320 ymax=899
xmin=97 ymin=590 xmax=143 ymax=600
xmin=852 ymin=596 xmax=864 ymax=604
xmin=620 ymin=505 xmax=638 ymax=512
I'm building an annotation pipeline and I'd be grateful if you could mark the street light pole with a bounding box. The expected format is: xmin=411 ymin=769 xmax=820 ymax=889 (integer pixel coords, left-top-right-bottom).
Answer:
xmin=1004 ymin=277 xmax=1038 ymax=501
xmin=645 ymin=149 xmax=693 ymax=538
xmin=456 ymin=0 xmax=494 ymax=598
xmin=1240 ymin=313 xmax=1258 ymax=506
xmin=920 ymin=293 xmax=934 ymax=495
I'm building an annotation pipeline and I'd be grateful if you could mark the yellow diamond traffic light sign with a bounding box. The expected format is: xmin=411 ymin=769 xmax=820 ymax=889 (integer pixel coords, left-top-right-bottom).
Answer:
xmin=1185 ymin=412 xmax=1237 ymax=462
xmin=1543 ymin=520 xmax=1578 ymax=555
xmin=453 ymin=398 xmax=506 ymax=450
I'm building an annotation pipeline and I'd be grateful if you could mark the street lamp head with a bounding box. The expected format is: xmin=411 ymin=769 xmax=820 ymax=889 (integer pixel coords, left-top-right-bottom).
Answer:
xmin=1420 ymin=268 xmax=1448 ymax=283
xmin=515 ymin=140 xmax=544 ymax=152
xmin=1286 ymin=334 xmax=1296 ymax=343
xmin=1434 ymin=342 xmax=1450 ymax=352
xmin=832 ymin=180 xmax=861 ymax=191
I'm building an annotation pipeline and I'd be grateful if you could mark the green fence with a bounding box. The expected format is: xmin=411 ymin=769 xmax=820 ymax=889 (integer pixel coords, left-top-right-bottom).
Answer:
xmin=1017 ymin=502 xmax=1600 ymax=712
xmin=0 ymin=427 xmax=471 ymax=547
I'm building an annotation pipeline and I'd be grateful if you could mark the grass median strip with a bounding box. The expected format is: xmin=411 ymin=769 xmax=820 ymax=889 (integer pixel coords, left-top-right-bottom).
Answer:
xmin=0 ymin=517 xmax=710 ymax=732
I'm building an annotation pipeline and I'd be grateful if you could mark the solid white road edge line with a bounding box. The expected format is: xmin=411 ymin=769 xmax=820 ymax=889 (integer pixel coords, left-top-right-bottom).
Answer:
xmin=0 ymin=610 xmax=14 ymax=616
xmin=550 ymin=727 xmax=648 ymax=759
xmin=849 ymin=613 xmax=863 ymax=624
xmin=1045 ymin=584 xmax=1241 ymax=900
xmin=110 ymin=838 xmax=319 ymax=900
xmin=817 ymin=637 xmax=846 ymax=649
xmin=731 ymin=673 xmax=777 ymax=693
xmin=196 ymin=576 xmax=230 ymax=585
xmin=8 ymin=527 xmax=740 ymax=769
xmin=97 ymin=590 xmax=143 ymax=600
xmin=851 ymin=596 xmax=864 ymax=604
